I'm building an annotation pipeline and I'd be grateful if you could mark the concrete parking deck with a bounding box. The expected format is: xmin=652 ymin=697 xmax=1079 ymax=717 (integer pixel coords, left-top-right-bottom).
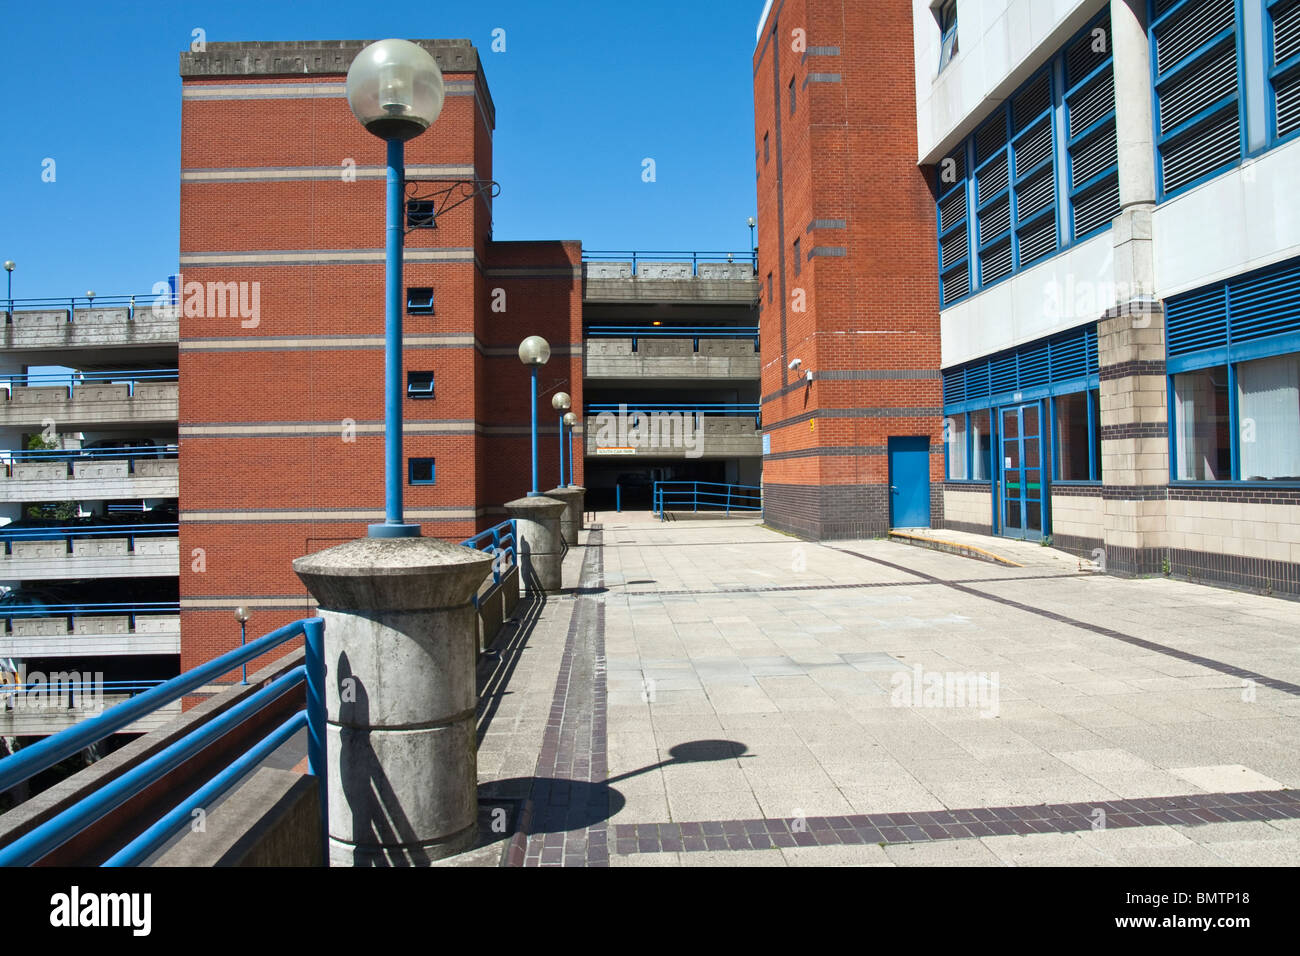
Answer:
xmin=465 ymin=512 xmax=1300 ymax=866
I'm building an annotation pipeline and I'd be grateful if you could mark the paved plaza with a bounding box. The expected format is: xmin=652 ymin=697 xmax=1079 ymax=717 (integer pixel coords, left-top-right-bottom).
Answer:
xmin=467 ymin=513 xmax=1300 ymax=867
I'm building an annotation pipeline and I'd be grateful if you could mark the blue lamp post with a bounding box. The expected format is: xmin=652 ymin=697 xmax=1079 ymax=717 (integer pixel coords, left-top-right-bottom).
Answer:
xmin=518 ymin=336 xmax=551 ymax=496
xmin=551 ymin=391 xmax=571 ymax=487
xmin=563 ymin=411 xmax=578 ymax=487
xmin=345 ymin=39 xmax=446 ymax=539
xmin=3 ymin=262 xmax=13 ymax=310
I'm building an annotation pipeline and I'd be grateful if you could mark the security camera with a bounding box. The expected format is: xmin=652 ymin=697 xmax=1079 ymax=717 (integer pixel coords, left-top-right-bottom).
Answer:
xmin=788 ymin=358 xmax=802 ymax=370
xmin=805 ymin=370 xmax=813 ymax=381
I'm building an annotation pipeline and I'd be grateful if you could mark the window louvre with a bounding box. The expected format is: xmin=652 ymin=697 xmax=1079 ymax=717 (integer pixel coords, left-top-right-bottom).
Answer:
xmin=931 ymin=10 xmax=1115 ymax=305
xmin=942 ymin=325 xmax=1100 ymax=411
xmin=1152 ymin=0 xmax=1243 ymax=197
xmin=1271 ymin=0 xmax=1300 ymax=139
xmin=1167 ymin=255 xmax=1300 ymax=360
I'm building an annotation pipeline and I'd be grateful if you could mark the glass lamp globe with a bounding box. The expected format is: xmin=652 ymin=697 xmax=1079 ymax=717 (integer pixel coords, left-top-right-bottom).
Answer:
xmin=518 ymin=336 xmax=551 ymax=366
xmin=563 ymin=412 xmax=577 ymax=427
xmin=552 ymin=391 xmax=571 ymax=412
xmin=346 ymin=39 xmax=445 ymax=141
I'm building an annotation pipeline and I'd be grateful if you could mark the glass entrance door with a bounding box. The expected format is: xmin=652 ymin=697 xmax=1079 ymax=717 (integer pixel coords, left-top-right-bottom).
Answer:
xmin=999 ymin=403 xmax=1043 ymax=541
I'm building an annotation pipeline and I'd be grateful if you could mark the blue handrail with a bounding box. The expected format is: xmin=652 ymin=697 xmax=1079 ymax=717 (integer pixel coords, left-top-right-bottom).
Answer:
xmin=460 ymin=519 xmax=518 ymax=608
xmin=2 ymin=369 xmax=178 ymax=387
xmin=3 ymin=294 xmax=159 ymax=317
xmin=585 ymin=325 xmax=760 ymax=352
xmin=582 ymin=250 xmax=757 ymax=275
xmin=585 ymin=403 xmax=762 ymax=426
xmin=653 ymin=481 xmax=762 ymax=520
xmin=0 ymin=522 xmax=177 ymax=539
xmin=5 ymin=444 xmax=178 ymax=462
xmin=0 ymin=617 xmax=325 ymax=867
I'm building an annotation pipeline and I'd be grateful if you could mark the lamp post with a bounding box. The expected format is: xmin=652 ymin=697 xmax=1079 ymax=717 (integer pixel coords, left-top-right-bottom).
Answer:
xmin=552 ymin=391 xmax=571 ymax=487
xmin=3 ymin=261 xmax=13 ymax=308
xmin=518 ymin=336 xmax=551 ymax=496
xmin=747 ymin=216 xmax=756 ymax=265
xmin=234 ymin=607 xmax=250 ymax=685
xmin=345 ymin=39 xmax=446 ymax=539
xmin=563 ymin=411 xmax=578 ymax=487
xmin=85 ymin=291 xmax=95 ymax=308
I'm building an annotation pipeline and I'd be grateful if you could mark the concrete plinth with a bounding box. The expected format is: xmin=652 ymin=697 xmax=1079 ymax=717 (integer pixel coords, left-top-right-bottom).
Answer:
xmin=293 ymin=536 xmax=493 ymax=866
xmin=545 ymin=487 xmax=584 ymax=546
xmin=568 ymin=485 xmax=587 ymax=531
xmin=505 ymin=496 xmax=566 ymax=593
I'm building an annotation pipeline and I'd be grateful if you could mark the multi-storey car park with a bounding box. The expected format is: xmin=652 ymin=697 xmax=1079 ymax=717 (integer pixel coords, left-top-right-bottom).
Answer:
xmin=0 ymin=293 xmax=181 ymax=746
xmin=4 ymin=0 xmax=1300 ymax=758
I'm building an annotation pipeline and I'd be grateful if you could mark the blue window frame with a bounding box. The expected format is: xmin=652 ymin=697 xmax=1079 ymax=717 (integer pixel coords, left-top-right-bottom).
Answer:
xmin=936 ymin=143 xmax=970 ymax=305
xmin=407 ymin=287 xmax=434 ymax=314
xmin=1267 ymin=0 xmax=1300 ymax=142
xmin=408 ymin=458 xmax=436 ymax=485
xmin=938 ymin=0 xmax=960 ymax=71
xmin=1150 ymin=0 xmax=1245 ymax=199
xmin=1064 ymin=15 xmax=1121 ymax=240
xmin=1166 ymin=253 xmax=1300 ymax=483
xmin=935 ymin=10 xmax=1116 ymax=307
xmin=407 ymin=371 xmax=435 ymax=398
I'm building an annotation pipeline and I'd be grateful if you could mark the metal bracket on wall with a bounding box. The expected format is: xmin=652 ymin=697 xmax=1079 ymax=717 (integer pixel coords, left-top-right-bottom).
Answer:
xmin=404 ymin=179 xmax=501 ymax=231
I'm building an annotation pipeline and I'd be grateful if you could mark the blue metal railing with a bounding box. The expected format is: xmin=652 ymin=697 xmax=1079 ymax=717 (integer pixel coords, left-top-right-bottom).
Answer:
xmin=585 ymin=325 xmax=759 ymax=352
xmin=0 ymin=617 xmax=325 ymax=867
xmin=3 ymin=294 xmax=161 ymax=318
xmin=460 ymin=519 xmax=518 ymax=609
xmin=582 ymin=250 xmax=757 ymax=275
xmin=1 ymin=679 xmax=168 ymax=707
xmin=585 ymin=403 xmax=762 ymax=426
xmin=653 ymin=481 xmax=762 ymax=520
xmin=5 ymin=444 xmax=178 ymax=463
xmin=1 ymin=369 xmax=178 ymax=397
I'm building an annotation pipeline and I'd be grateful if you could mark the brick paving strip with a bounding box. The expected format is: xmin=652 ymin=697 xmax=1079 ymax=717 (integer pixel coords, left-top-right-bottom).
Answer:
xmin=506 ymin=526 xmax=609 ymax=867
xmin=832 ymin=547 xmax=1300 ymax=697
xmin=612 ymin=790 xmax=1300 ymax=855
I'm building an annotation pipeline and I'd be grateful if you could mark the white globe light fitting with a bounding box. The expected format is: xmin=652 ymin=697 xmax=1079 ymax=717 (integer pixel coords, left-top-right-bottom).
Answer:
xmin=518 ymin=335 xmax=551 ymax=366
xmin=346 ymin=39 xmax=445 ymax=141
xmin=563 ymin=412 xmax=577 ymax=427
xmin=552 ymin=391 xmax=571 ymax=412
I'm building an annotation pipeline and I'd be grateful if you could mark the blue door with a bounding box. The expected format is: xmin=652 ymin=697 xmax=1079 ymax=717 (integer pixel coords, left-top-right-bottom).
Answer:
xmin=888 ymin=436 xmax=931 ymax=528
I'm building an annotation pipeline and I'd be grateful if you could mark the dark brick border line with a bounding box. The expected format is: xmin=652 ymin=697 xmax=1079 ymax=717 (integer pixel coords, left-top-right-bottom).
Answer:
xmin=506 ymin=526 xmax=610 ymax=867
xmin=612 ymin=790 xmax=1300 ymax=855
xmin=832 ymin=547 xmax=1300 ymax=697
xmin=620 ymin=573 xmax=1082 ymax=599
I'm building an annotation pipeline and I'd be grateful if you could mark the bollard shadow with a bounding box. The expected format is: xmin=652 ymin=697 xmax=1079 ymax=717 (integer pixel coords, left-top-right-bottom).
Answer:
xmin=335 ymin=651 xmax=433 ymax=867
xmin=476 ymin=739 xmax=750 ymax=849
xmin=476 ymin=587 xmax=547 ymax=746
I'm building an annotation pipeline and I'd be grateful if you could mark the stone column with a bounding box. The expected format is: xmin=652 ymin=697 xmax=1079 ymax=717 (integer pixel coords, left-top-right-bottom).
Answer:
xmin=569 ymin=485 xmax=587 ymax=530
xmin=545 ymin=486 xmax=584 ymax=547
xmin=505 ymin=496 xmax=566 ymax=593
xmin=293 ymin=537 xmax=493 ymax=866
xmin=1099 ymin=0 xmax=1169 ymax=577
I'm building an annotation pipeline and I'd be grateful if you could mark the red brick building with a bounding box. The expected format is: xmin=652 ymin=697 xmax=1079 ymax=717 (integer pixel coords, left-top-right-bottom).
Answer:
xmin=177 ymin=41 xmax=583 ymax=671
xmin=753 ymin=0 xmax=944 ymax=538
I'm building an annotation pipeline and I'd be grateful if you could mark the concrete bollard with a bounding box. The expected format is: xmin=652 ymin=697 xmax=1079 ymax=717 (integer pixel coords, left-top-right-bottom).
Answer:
xmin=544 ymin=487 xmax=584 ymax=547
xmin=505 ymin=496 xmax=565 ymax=593
xmin=292 ymin=536 xmax=493 ymax=866
xmin=568 ymin=485 xmax=586 ymax=530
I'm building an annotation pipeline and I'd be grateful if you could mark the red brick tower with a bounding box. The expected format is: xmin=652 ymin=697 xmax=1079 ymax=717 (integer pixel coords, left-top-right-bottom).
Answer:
xmin=177 ymin=40 xmax=581 ymax=672
xmin=754 ymin=1 xmax=943 ymax=538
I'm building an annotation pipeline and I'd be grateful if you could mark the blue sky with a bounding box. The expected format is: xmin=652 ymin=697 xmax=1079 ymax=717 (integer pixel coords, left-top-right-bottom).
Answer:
xmin=0 ymin=0 xmax=765 ymax=301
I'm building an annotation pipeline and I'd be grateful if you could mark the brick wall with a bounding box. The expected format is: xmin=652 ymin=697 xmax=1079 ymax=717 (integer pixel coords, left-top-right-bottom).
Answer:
xmin=754 ymin=0 xmax=943 ymax=540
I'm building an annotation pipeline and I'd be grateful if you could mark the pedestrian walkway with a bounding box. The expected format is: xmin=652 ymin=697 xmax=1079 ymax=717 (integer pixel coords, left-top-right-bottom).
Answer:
xmin=464 ymin=513 xmax=1300 ymax=866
